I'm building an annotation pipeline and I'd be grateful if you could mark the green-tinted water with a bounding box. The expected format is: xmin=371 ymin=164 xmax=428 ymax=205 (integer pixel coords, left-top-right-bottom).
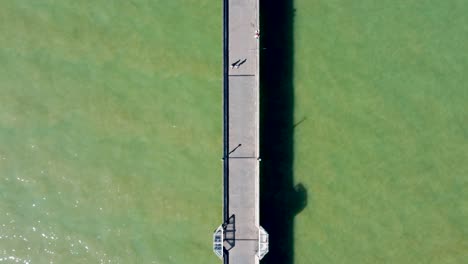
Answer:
xmin=5 ymin=1 xmax=468 ymax=264
xmin=0 ymin=1 xmax=221 ymax=263
xmin=292 ymin=1 xmax=468 ymax=263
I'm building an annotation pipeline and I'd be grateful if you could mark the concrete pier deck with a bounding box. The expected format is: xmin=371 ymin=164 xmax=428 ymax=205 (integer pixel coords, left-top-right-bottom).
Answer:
xmin=217 ymin=0 xmax=266 ymax=263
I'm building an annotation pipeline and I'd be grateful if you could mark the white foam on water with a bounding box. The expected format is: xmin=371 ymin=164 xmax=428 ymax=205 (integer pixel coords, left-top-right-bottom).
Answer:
xmin=0 ymin=256 xmax=30 ymax=263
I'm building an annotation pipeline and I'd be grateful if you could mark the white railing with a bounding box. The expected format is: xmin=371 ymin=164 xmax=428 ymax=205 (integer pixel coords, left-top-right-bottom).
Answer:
xmin=257 ymin=226 xmax=269 ymax=259
xmin=213 ymin=225 xmax=224 ymax=259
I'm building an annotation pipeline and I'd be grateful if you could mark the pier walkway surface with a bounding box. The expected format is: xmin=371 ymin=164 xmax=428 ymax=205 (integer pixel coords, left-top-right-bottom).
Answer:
xmin=214 ymin=0 xmax=268 ymax=263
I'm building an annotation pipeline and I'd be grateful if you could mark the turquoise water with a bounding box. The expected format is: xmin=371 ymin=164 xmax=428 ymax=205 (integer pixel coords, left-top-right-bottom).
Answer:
xmin=0 ymin=1 xmax=221 ymax=263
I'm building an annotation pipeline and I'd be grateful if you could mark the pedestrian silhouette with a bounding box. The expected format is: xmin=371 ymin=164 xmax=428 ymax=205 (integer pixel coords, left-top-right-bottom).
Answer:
xmin=231 ymin=59 xmax=241 ymax=69
xmin=235 ymin=59 xmax=247 ymax=68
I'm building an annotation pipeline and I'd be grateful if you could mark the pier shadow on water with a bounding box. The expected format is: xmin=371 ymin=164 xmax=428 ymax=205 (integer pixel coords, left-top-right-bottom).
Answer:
xmin=260 ymin=0 xmax=307 ymax=264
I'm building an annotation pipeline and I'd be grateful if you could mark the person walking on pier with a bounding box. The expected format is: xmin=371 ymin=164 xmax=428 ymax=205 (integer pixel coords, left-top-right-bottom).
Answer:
xmin=231 ymin=59 xmax=241 ymax=69
xmin=235 ymin=59 xmax=247 ymax=69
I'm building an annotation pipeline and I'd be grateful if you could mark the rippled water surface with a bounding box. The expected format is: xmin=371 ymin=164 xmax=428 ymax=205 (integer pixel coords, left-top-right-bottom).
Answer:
xmin=0 ymin=1 xmax=221 ymax=263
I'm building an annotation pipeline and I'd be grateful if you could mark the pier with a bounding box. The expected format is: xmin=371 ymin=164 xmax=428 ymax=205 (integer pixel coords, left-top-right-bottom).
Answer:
xmin=214 ymin=0 xmax=268 ymax=263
